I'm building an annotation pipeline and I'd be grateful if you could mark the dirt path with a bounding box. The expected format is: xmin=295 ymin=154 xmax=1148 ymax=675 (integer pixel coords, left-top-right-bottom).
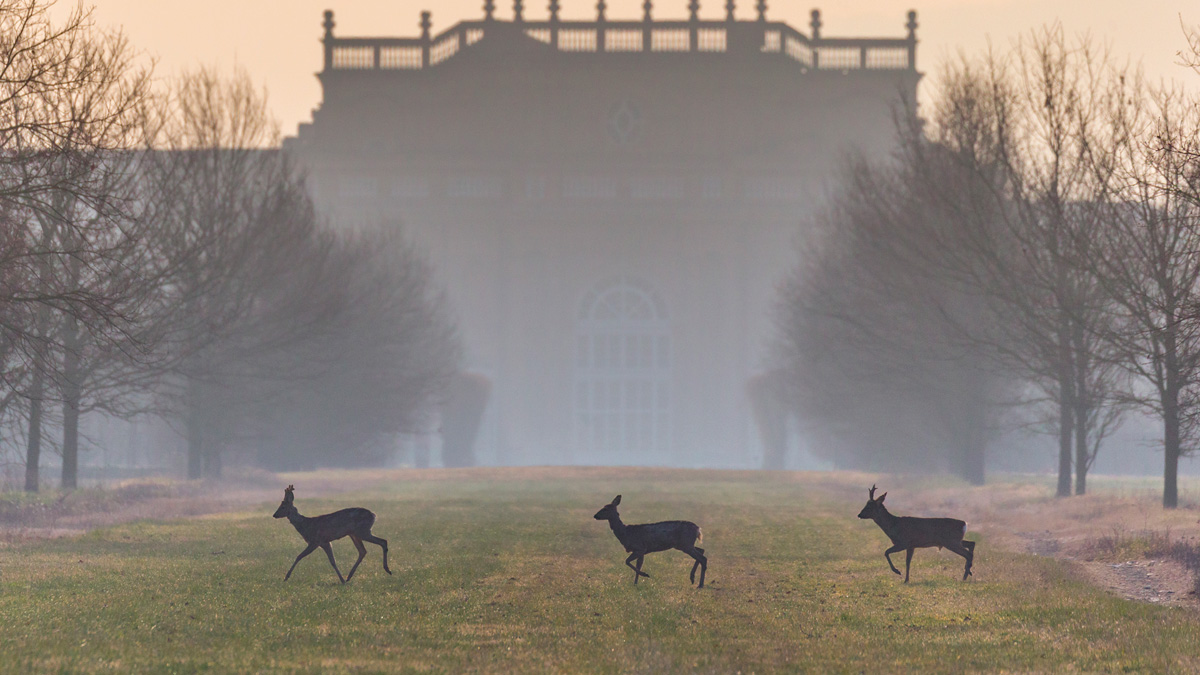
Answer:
xmin=881 ymin=477 xmax=1200 ymax=609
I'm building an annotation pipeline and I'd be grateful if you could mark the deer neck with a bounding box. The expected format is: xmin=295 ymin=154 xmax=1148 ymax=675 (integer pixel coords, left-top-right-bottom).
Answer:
xmin=872 ymin=506 xmax=899 ymax=534
xmin=607 ymin=515 xmax=629 ymax=544
xmin=286 ymin=508 xmax=310 ymax=533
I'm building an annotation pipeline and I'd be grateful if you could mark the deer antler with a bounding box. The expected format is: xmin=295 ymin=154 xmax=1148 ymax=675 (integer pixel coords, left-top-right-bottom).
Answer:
xmin=869 ymin=484 xmax=877 ymax=500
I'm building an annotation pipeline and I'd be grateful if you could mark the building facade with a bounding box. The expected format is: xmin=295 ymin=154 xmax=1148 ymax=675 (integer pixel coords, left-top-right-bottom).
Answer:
xmin=286 ymin=2 xmax=921 ymax=467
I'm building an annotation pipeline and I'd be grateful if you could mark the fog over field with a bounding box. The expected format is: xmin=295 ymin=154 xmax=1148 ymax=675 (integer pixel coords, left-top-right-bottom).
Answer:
xmin=2 ymin=1 xmax=1200 ymax=518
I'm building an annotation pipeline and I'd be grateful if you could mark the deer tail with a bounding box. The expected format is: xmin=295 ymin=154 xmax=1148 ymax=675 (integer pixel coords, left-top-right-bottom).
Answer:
xmin=696 ymin=527 xmax=704 ymax=546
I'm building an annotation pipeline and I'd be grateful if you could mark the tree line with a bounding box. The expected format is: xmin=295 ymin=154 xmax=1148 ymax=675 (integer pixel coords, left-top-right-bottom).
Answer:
xmin=0 ymin=1 xmax=461 ymax=490
xmin=777 ymin=25 xmax=1200 ymax=508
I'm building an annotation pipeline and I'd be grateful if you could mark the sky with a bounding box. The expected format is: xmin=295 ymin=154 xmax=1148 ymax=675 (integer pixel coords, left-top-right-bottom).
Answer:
xmin=80 ymin=1 xmax=1199 ymax=139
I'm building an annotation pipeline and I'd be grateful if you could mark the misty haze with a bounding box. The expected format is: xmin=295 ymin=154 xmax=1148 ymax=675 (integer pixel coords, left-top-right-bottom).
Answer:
xmin=4 ymin=0 xmax=1200 ymax=672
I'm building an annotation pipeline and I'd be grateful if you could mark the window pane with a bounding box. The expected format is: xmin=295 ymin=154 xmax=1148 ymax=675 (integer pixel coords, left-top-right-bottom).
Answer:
xmin=575 ymin=279 xmax=671 ymax=460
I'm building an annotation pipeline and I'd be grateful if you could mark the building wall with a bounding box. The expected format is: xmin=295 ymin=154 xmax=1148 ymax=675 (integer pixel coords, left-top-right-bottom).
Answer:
xmin=288 ymin=22 xmax=919 ymax=467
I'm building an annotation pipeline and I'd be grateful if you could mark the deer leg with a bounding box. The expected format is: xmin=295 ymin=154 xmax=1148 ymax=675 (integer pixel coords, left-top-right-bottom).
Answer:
xmin=625 ymin=552 xmax=640 ymax=583
xmin=949 ymin=540 xmax=975 ymax=580
xmin=345 ymin=535 xmax=368 ymax=582
xmin=904 ymin=548 xmax=914 ymax=583
xmin=285 ymin=543 xmax=318 ymax=580
xmin=625 ymin=552 xmax=650 ymax=583
xmin=682 ymin=545 xmax=705 ymax=585
xmin=320 ymin=542 xmax=346 ymax=584
xmin=682 ymin=546 xmax=707 ymax=588
xmin=883 ymin=544 xmax=904 ymax=576
xmin=361 ymin=533 xmax=391 ymax=574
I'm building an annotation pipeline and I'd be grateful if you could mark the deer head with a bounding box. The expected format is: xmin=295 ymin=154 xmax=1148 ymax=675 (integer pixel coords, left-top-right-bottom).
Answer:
xmin=857 ymin=484 xmax=887 ymax=519
xmin=593 ymin=494 xmax=622 ymax=520
xmin=273 ymin=485 xmax=296 ymax=518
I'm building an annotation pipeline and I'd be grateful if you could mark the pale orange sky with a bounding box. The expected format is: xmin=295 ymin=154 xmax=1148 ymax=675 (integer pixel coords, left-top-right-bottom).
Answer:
xmin=83 ymin=1 xmax=1198 ymax=138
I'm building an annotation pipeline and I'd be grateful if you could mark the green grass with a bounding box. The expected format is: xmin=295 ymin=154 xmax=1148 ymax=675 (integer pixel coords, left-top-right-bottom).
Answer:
xmin=0 ymin=469 xmax=1198 ymax=673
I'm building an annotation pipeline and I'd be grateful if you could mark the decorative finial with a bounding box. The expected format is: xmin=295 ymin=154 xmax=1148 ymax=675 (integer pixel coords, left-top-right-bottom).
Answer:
xmin=810 ymin=9 xmax=822 ymax=39
xmin=322 ymin=10 xmax=335 ymax=38
xmin=514 ymin=0 xmax=524 ymax=22
xmin=689 ymin=0 xmax=700 ymax=21
xmin=906 ymin=10 xmax=918 ymax=39
xmin=484 ymin=0 xmax=495 ymax=21
xmin=756 ymin=0 xmax=766 ymax=21
xmin=644 ymin=0 xmax=653 ymax=22
xmin=549 ymin=0 xmax=560 ymax=22
xmin=725 ymin=0 xmax=736 ymax=22
xmin=597 ymin=0 xmax=607 ymax=21
xmin=420 ymin=11 xmax=432 ymax=38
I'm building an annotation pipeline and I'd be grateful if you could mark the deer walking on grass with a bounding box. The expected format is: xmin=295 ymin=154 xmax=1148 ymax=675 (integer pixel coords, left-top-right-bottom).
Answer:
xmin=272 ymin=485 xmax=392 ymax=583
xmin=593 ymin=495 xmax=707 ymax=588
xmin=857 ymin=484 xmax=975 ymax=583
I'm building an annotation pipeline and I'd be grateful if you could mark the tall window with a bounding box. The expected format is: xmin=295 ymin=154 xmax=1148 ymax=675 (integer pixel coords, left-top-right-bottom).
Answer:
xmin=575 ymin=277 xmax=671 ymax=463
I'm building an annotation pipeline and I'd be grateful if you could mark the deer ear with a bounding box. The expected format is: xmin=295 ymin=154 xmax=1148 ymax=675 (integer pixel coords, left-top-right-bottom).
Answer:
xmin=878 ymin=492 xmax=887 ymax=503
xmin=612 ymin=495 xmax=621 ymax=505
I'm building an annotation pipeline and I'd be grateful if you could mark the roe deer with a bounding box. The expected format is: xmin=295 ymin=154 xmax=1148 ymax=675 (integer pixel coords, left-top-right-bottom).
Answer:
xmin=593 ymin=495 xmax=707 ymax=588
xmin=272 ymin=485 xmax=392 ymax=583
xmin=857 ymin=484 xmax=974 ymax=583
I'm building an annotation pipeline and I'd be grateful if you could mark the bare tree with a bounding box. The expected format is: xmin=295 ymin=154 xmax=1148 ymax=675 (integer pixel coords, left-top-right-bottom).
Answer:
xmin=776 ymin=27 xmax=1131 ymax=492
xmin=251 ymin=227 xmax=461 ymax=470
xmin=896 ymin=28 xmax=1130 ymax=496
xmin=149 ymin=68 xmax=461 ymax=477
xmin=1084 ymin=80 xmax=1200 ymax=509
xmin=0 ymin=0 xmax=159 ymax=489
xmin=144 ymin=67 xmax=312 ymax=479
xmin=776 ymin=155 xmax=1006 ymax=484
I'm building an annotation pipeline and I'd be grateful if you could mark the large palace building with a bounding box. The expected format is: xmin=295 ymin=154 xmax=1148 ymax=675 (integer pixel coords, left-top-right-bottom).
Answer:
xmin=286 ymin=2 xmax=921 ymax=468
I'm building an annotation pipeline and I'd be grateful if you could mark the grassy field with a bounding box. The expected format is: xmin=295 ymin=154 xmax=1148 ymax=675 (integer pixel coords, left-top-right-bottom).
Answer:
xmin=1 ymin=468 xmax=1199 ymax=673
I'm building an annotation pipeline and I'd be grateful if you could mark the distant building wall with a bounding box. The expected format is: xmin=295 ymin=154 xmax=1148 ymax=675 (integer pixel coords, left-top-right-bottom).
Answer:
xmin=287 ymin=5 xmax=921 ymax=467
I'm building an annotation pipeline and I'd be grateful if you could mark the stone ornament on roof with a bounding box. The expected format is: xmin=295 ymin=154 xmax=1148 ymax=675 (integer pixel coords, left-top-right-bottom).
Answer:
xmin=318 ymin=4 xmax=920 ymax=73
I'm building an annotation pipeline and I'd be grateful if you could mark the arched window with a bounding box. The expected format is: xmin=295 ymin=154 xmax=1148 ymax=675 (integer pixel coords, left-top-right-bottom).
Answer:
xmin=575 ymin=277 xmax=671 ymax=463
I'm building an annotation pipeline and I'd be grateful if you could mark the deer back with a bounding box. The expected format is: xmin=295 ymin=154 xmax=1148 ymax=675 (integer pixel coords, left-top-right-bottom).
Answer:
xmin=889 ymin=516 xmax=967 ymax=548
xmin=624 ymin=520 xmax=700 ymax=553
xmin=298 ymin=507 xmax=376 ymax=544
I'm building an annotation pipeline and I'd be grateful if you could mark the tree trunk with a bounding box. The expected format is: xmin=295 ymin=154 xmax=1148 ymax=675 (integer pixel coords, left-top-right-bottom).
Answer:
xmin=186 ymin=410 xmax=204 ymax=479
xmin=945 ymin=372 xmax=988 ymax=486
xmin=24 ymin=370 xmax=44 ymax=492
xmin=1162 ymin=385 xmax=1181 ymax=509
xmin=1162 ymin=326 xmax=1181 ymax=509
xmin=60 ymin=320 xmax=82 ymax=490
xmin=1056 ymin=377 xmax=1074 ymax=498
xmin=203 ymin=440 xmax=222 ymax=479
xmin=61 ymin=385 xmax=80 ymax=490
xmin=186 ymin=377 xmax=205 ymax=479
xmin=960 ymin=434 xmax=986 ymax=486
xmin=1073 ymin=323 xmax=1090 ymax=496
xmin=1074 ymin=404 xmax=1088 ymax=496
